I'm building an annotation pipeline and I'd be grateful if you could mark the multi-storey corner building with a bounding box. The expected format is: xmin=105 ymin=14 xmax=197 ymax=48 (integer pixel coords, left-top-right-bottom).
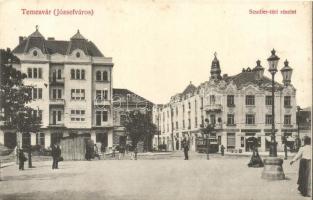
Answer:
xmin=0 ymin=27 xmax=114 ymax=150
xmin=153 ymin=54 xmax=297 ymax=153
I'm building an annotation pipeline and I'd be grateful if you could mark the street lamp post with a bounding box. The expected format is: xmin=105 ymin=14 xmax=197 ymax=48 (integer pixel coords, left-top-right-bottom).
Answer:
xmin=262 ymin=49 xmax=291 ymax=180
xmin=296 ymin=106 xmax=303 ymax=151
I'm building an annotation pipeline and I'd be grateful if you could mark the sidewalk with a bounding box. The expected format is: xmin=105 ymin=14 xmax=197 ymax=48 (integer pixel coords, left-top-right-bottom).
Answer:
xmin=223 ymin=151 xmax=296 ymax=158
xmin=0 ymin=157 xmax=309 ymax=200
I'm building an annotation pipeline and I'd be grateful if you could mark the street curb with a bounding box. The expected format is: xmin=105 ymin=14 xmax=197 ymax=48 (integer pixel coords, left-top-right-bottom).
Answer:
xmin=0 ymin=161 xmax=14 ymax=168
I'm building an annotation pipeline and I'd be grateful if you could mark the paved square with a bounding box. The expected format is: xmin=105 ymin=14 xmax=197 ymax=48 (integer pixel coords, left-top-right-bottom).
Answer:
xmin=0 ymin=155 xmax=310 ymax=200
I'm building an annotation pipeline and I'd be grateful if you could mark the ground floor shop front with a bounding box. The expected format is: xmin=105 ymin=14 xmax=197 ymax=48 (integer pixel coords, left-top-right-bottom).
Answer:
xmin=0 ymin=127 xmax=153 ymax=153
xmin=0 ymin=128 xmax=115 ymax=152
xmin=153 ymin=129 xmax=300 ymax=153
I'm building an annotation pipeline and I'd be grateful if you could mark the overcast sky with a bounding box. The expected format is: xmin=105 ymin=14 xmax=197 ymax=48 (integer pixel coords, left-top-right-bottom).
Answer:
xmin=0 ymin=0 xmax=311 ymax=107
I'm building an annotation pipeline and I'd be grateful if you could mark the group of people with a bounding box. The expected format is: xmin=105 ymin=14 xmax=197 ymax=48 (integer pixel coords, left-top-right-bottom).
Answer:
xmin=85 ymin=143 xmax=101 ymax=161
xmin=16 ymin=143 xmax=62 ymax=170
xmin=112 ymin=145 xmax=138 ymax=160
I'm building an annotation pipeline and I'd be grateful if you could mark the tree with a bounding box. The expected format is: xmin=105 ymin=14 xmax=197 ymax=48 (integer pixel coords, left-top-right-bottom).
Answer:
xmin=0 ymin=48 xmax=41 ymax=168
xmin=122 ymin=110 xmax=157 ymax=151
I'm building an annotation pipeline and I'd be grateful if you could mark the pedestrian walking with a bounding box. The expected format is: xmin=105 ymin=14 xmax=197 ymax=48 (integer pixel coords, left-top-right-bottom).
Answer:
xmin=176 ymin=139 xmax=179 ymax=150
xmin=85 ymin=139 xmax=93 ymax=161
xmin=220 ymin=144 xmax=225 ymax=156
xmin=118 ymin=145 xmax=125 ymax=160
xmin=290 ymin=136 xmax=312 ymax=197
xmin=112 ymin=145 xmax=116 ymax=158
xmin=182 ymin=136 xmax=189 ymax=160
xmin=284 ymin=143 xmax=288 ymax=160
xmin=94 ymin=144 xmax=100 ymax=160
xmin=51 ymin=144 xmax=61 ymax=169
xmin=18 ymin=148 xmax=27 ymax=170
xmin=14 ymin=146 xmax=18 ymax=164
xmin=134 ymin=146 xmax=138 ymax=160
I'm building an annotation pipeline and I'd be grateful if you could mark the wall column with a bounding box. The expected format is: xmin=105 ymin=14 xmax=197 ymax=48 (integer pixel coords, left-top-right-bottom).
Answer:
xmin=108 ymin=129 xmax=113 ymax=149
xmin=0 ymin=130 xmax=4 ymax=145
xmin=31 ymin=133 xmax=36 ymax=146
xmin=91 ymin=131 xmax=96 ymax=143
xmin=45 ymin=131 xmax=51 ymax=148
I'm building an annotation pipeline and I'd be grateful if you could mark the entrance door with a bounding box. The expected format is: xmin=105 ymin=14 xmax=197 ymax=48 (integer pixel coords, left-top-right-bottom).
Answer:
xmin=4 ymin=132 xmax=17 ymax=148
xmin=119 ymin=136 xmax=126 ymax=146
xmin=96 ymin=133 xmax=108 ymax=152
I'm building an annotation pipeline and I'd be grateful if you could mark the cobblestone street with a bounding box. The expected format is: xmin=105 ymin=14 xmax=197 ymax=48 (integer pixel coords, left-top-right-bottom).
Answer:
xmin=0 ymin=152 xmax=310 ymax=200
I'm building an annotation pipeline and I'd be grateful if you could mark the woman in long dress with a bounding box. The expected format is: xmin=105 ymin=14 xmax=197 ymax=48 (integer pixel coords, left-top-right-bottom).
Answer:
xmin=290 ymin=136 xmax=311 ymax=197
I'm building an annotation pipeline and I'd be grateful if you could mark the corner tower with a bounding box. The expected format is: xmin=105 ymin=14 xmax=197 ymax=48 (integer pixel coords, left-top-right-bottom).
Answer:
xmin=210 ymin=52 xmax=222 ymax=80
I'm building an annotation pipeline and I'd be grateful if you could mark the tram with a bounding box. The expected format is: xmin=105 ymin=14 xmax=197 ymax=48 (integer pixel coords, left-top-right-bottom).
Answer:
xmin=196 ymin=137 xmax=219 ymax=153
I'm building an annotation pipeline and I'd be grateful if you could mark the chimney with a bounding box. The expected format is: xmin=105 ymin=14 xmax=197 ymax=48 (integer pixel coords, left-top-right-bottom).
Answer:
xmin=48 ymin=37 xmax=55 ymax=40
xmin=19 ymin=36 xmax=24 ymax=44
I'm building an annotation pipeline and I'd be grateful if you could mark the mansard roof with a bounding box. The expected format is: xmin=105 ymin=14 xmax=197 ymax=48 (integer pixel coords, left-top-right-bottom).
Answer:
xmin=113 ymin=88 xmax=154 ymax=105
xmin=226 ymin=69 xmax=283 ymax=89
xmin=12 ymin=28 xmax=104 ymax=57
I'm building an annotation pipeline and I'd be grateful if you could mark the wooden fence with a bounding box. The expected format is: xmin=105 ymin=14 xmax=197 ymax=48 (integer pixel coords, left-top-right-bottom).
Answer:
xmin=60 ymin=137 xmax=87 ymax=161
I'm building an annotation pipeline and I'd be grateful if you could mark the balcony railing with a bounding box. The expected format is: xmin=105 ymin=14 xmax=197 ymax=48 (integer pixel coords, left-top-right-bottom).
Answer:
xmin=94 ymin=121 xmax=114 ymax=127
xmin=48 ymin=123 xmax=65 ymax=127
xmin=50 ymin=99 xmax=65 ymax=105
xmin=204 ymin=104 xmax=222 ymax=112
xmin=49 ymin=77 xmax=65 ymax=85
xmin=94 ymin=99 xmax=110 ymax=106
xmin=283 ymin=124 xmax=293 ymax=128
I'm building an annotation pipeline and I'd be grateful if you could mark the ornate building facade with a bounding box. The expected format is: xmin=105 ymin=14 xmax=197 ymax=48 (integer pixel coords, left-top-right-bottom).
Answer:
xmin=0 ymin=27 xmax=114 ymax=150
xmin=153 ymin=54 xmax=297 ymax=153
xmin=0 ymin=27 xmax=155 ymax=152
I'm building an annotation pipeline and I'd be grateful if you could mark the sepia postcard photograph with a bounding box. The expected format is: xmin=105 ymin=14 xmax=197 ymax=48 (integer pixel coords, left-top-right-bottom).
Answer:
xmin=0 ymin=0 xmax=312 ymax=200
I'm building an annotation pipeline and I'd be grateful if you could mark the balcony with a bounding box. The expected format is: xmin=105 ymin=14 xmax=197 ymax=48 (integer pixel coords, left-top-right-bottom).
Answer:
xmin=48 ymin=123 xmax=65 ymax=128
xmin=50 ymin=99 xmax=65 ymax=106
xmin=93 ymin=121 xmax=114 ymax=128
xmin=94 ymin=99 xmax=111 ymax=107
xmin=204 ymin=104 xmax=222 ymax=112
xmin=214 ymin=123 xmax=222 ymax=129
xmin=227 ymin=104 xmax=236 ymax=108
xmin=283 ymin=124 xmax=293 ymax=128
xmin=49 ymin=77 xmax=65 ymax=86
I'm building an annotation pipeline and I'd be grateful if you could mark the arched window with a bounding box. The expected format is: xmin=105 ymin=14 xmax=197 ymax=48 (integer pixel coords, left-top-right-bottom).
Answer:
xmin=96 ymin=71 xmax=101 ymax=81
xmin=76 ymin=69 xmax=80 ymax=79
xmin=103 ymin=71 xmax=108 ymax=81
xmin=81 ymin=70 xmax=85 ymax=79
xmin=71 ymin=69 xmax=75 ymax=79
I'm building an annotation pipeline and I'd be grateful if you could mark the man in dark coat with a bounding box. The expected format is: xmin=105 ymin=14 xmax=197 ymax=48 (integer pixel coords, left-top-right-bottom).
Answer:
xmin=56 ymin=144 xmax=61 ymax=168
xmin=220 ymin=145 xmax=225 ymax=156
xmin=18 ymin=148 xmax=26 ymax=170
xmin=182 ymin=136 xmax=189 ymax=160
xmin=51 ymin=144 xmax=60 ymax=169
